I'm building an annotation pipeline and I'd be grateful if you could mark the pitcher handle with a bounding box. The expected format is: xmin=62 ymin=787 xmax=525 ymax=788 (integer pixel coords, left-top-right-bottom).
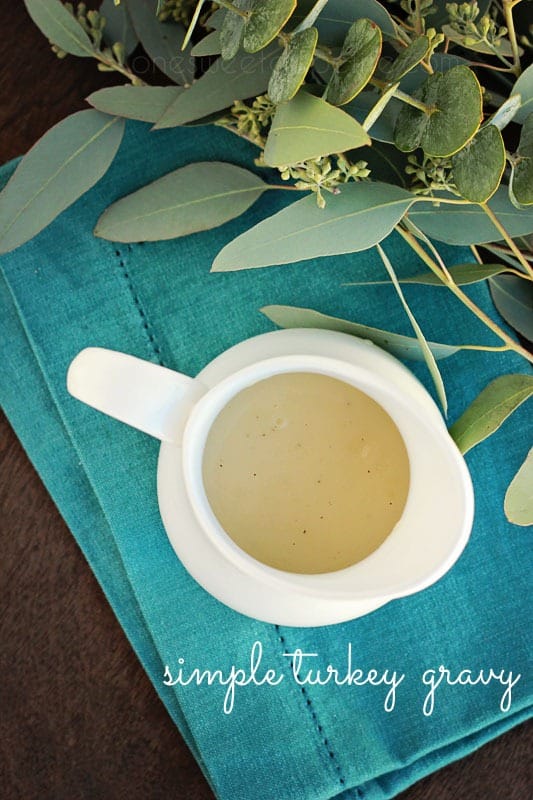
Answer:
xmin=67 ymin=347 xmax=203 ymax=443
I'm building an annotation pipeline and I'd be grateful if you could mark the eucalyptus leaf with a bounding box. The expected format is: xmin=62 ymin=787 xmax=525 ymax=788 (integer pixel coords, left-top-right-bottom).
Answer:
xmin=449 ymin=374 xmax=533 ymax=454
xmin=376 ymin=243 xmax=447 ymax=412
xmin=243 ymin=0 xmax=296 ymax=53
xmin=268 ymin=27 xmax=318 ymax=104
xmin=0 ymin=111 xmax=124 ymax=255
xmin=263 ymin=91 xmax=370 ymax=167
xmin=489 ymin=94 xmax=522 ymax=131
xmin=310 ymin=0 xmax=396 ymax=46
xmin=398 ymin=52 xmax=470 ymax=93
xmin=24 ymin=0 xmax=96 ymax=56
xmin=441 ymin=24 xmax=516 ymax=57
xmin=409 ymin=188 xmax=533 ymax=245
xmin=504 ymin=447 xmax=533 ymax=526
xmin=402 ymin=263 xmax=509 ymax=285
xmin=348 ymin=263 xmax=509 ymax=286
xmin=220 ymin=0 xmax=250 ymax=60
xmin=379 ymin=35 xmax=430 ymax=84
xmin=155 ymin=46 xmax=277 ymax=127
xmin=510 ymin=113 xmax=533 ymax=207
xmin=87 ymin=85 xmax=183 ymax=122
xmin=100 ymin=0 xmax=139 ymax=56
xmin=206 ymin=8 xmax=226 ymax=29
xmin=212 ymin=182 xmax=415 ymax=270
xmin=452 ymin=125 xmax=505 ymax=204
xmin=95 ymin=162 xmax=269 ymax=242
xmin=260 ymin=305 xmax=460 ymax=361
xmin=395 ymin=66 xmax=482 ymax=158
xmin=126 ymin=0 xmax=194 ymax=85
xmin=326 ymin=19 xmax=382 ymax=106
xmin=191 ymin=30 xmax=222 ymax=56
xmin=489 ymin=274 xmax=533 ymax=342
xmin=512 ymin=64 xmax=533 ymax=125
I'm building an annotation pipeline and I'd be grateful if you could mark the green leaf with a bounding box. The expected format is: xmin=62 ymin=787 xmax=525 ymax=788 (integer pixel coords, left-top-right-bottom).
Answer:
xmin=505 ymin=447 xmax=533 ymax=526
xmin=379 ymin=35 xmax=430 ymax=84
xmin=512 ymin=64 xmax=533 ymax=125
xmin=87 ymin=85 xmax=183 ymax=122
xmin=263 ymin=90 xmax=370 ymax=167
xmin=409 ymin=187 xmax=533 ymax=245
xmin=399 ymin=52 xmax=469 ymax=94
xmin=126 ymin=0 xmax=194 ymax=85
xmin=307 ymin=0 xmax=395 ymax=46
xmin=510 ymin=113 xmax=533 ymax=207
xmin=449 ymin=374 xmax=533 ymax=454
xmin=24 ymin=0 xmax=95 ymax=56
xmin=268 ymin=27 xmax=317 ymax=104
xmin=452 ymin=125 xmax=505 ymax=204
xmin=489 ymin=275 xmax=533 ymax=342
xmin=0 ymin=111 xmax=124 ymax=255
xmin=394 ymin=66 xmax=482 ymax=158
xmin=220 ymin=0 xmax=250 ymax=60
xmin=260 ymin=304 xmax=460 ymax=361
xmin=489 ymin=94 xmax=522 ymax=131
xmin=154 ymin=46 xmax=277 ymax=127
xmin=94 ymin=162 xmax=268 ymax=242
xmin=100 ymin=0 xmax=139 ymax=56
xmin=326 ymin=19 xmax=382 ymax=106
xmin=376 ymin=243 xmax=447 ymax=412
xmin=191 ymin=30 xmax=222 ymax=56
xmin=402 ymin=263 xmax=509 ymax=285
xmin=243 ymin=0 xmax=296 ymax=53
xmin=212 ymin=182 xmax=415 ymax=270
xmin=440 ymin=24 xmax=517 ymax=57
xmin=348 ymin=263 xmax=508 ymax=286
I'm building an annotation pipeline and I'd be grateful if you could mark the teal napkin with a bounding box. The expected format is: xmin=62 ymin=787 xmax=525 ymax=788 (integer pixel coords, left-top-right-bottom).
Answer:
xmin=1 ymin=121 xmax=531 ymax=800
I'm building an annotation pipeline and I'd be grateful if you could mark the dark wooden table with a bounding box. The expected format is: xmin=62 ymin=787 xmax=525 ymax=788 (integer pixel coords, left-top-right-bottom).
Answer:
xmin=0 ymin=4 xmax=530 ymax=799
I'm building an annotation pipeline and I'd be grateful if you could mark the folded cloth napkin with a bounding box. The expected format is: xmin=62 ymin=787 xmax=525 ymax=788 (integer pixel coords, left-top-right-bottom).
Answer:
xmin=1 ymin=121 xmax=531 ymax=800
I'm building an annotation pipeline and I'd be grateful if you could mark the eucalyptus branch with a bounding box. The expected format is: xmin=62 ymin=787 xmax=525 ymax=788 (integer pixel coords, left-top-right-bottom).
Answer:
xmin=486 ymin=244 xmax=533 ymax=264
xmin=215 ymin=0 xmax=250 ymax=18
xmin=95 ymin=50 xmax=145 ymax=85
xmin=370 ymin=78 xmax=435 ymax=113
xmin=397 ymin=224 xmax=533 ymax=364
xmin=481 ymin=203 xmax=533 ymax=277
xmin=502 ymin=0 xmax=522 ymax=75
xmin=182 ymin=0 xmax=207 ymax=51
xmin=413 ymin=0 xmax=424 ymax=35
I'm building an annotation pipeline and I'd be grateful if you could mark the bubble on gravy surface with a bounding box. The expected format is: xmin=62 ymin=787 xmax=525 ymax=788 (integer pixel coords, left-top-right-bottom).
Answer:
xmin=202 ymin=372 xmax=410 ymax=574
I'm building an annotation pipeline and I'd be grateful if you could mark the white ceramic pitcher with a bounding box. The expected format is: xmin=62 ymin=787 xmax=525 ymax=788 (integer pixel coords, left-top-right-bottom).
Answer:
xmin=67 ymin=328 xmax=474 ymax=626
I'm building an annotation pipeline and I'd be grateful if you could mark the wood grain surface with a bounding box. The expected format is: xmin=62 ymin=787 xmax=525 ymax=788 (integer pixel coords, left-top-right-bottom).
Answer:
xmin=0 ymin=4 xmax=530 ymax=799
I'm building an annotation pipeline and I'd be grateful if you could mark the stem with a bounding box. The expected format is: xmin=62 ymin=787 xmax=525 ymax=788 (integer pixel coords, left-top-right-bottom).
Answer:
xmin=215 ymin=0 xmax=250 ymax=18
xmin=96 ymin=53 xmax=146 ymax=85
xmin=487 ymin=243 xmax=533 ymax=264
xmin=370 ymin=78 xmax=435 ymax=114
xmin=414 ymin=196 xmax=469 ymax=206
xmin=314 ymin=46 xmax=340 ymax=67
xmin=217 ymin=0 xmax=250 ymax=20
xmin=292 ymin=0 xmax=330 ymax=33
xmin=481 ymin=203 xmax=533 ymax=277
xmin=182 ymin=0 xmax=206 ymax=51
xmin=413 ymin=0 xmax=423 ymax=36
xmin=397 ymin=224 xmax=533 ymax=364
xmin=502 ymin=0 xmax=522 ymax=76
